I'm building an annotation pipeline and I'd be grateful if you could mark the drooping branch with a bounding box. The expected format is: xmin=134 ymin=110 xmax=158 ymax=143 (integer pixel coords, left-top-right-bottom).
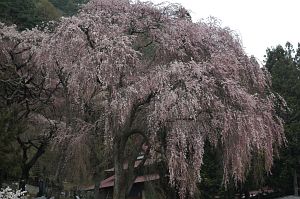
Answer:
xmin=125 ymin=91 xmax=157 ymax=134
xmin=78 ymin=25 xmax=96 ymax=49
xmin=13 ymin=1 xmax=285 ymax=198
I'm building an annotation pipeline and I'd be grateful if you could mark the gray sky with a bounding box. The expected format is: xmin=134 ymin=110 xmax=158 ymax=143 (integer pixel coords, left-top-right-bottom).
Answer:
xmin=142 ymin=0 xmax=300 ymax=64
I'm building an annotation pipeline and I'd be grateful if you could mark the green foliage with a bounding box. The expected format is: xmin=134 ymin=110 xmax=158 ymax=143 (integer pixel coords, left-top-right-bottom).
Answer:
xmin=143 ymin=181 xmax=167 ymax=199
xmin=265 ymin=42 xmax=300 ymax=194
xmin=0 ymin=0 xmax=88 ymax=30
xmin=0 ymin=0 xmax=37 ymax=29
xmin=0 ymin=0 xmax=62 ymax=30
xmin=49 ymin=0 xmax=88 ymax=16
xmin=198 ymin=143 xmax=223 ymax=198
xmin=36 ymin=0 xmax=62 ymax=21
xmin=0 ymin=110 xmax=22 ymax=182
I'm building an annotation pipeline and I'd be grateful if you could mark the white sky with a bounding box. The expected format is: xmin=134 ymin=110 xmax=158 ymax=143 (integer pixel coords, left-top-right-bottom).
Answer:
xmin=142 ymin=0 xmax=300 ymax=64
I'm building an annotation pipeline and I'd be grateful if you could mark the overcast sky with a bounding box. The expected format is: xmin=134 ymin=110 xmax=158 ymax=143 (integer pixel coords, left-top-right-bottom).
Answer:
xmin=142 ymin=0 xmax=300 ymax=64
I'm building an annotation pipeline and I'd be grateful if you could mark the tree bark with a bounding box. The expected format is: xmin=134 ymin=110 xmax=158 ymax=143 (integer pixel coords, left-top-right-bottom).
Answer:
xmin=113 ymin=137 xmax=126 ymax=199
xmin=294 ymin=169 xmax=299 ymax=196
xmin=17 ymin=136 xmax=47 ymax=191
xmin=37 ymin=179 xmax=45 ymax=197
xmin=94 ymin=181 xmax=100 ymax=199
xmin=19 ymin=166 xmax=30 ymax=191
xmin=93 ymin=170 xmax=103 ymax=199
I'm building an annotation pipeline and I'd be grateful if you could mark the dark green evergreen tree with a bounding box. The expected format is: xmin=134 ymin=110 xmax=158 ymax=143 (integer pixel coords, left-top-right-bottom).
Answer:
xmin=265 ymin=42 xmax=300 ymax=196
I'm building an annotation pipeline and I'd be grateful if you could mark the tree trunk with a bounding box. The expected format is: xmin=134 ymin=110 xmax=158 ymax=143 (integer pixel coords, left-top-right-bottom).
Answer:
xmin=244 ymin=190 xmax=250 ymax=199
xmin=37 ymin=179 xmax=45 ymax=197
xmin=19 ymin=166 xmax=29 ymax=191
xmin=17 ymin=136 xmax=47 ymax=192
xmin=94 ymin=182 xmax=99 ymax=199
xmin=112 ymin=130 xmax=147 ymax=199
xmin=113 ymin=138 xmax=126 ymax=199
xmin=294 ymin=169 xmax=299 ymax=196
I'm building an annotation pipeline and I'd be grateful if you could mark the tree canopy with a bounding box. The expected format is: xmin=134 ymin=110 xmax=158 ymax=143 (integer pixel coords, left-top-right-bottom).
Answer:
xmin=0 ymin=0 xmax=286 ymax=198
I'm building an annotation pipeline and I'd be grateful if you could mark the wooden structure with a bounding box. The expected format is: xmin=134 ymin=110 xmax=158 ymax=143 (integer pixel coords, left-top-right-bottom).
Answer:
xmin=99 ymin=173 xmax=160 ymax=199
xmin=81 ymin=155 xmax=160 ymax=199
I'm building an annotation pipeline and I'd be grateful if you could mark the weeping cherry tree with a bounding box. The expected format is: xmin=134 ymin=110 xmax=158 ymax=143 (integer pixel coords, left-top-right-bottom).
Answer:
xmin=1 ymin=0 xmax=286 ymax=198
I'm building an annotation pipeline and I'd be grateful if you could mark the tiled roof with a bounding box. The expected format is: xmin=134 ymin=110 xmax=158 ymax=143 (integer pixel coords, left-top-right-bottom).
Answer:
xmin=100 ymin=174 xmax=160 ymax=188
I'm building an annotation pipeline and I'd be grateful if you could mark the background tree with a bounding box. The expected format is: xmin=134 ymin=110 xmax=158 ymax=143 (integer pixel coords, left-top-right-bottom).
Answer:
xmin=0 ymin=23 xmax=61 ymax=191
xmin=0 ymin=0 xmax=61 ymax=30
xmin=0 ymin=0 xmax=100 ymax=195
xmin=0 ymin=110 xmax=22 ymax=186
xmin=197 ymin=142 xmax=223 ymax=198
xmin=49 ymin=0 xmax=88 ymax=16
xmin=34 ymin=0 xmax=286 ymax=198
xmin=0 ymin=0 xmax=88 ymax=30
xmin=265 ymin=42 xmax=300 ymax=196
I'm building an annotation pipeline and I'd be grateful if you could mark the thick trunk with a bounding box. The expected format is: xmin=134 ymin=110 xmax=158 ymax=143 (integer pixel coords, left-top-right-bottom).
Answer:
xmin=113 ymin=138 xmax=126 ymax=199
xmin=294 ymin=169 xmax=299 ymax=196
xmin=112 ymin=127 xmax=148 ymax=198
xmin=113 ymin=185 xmax=126 ymax=199
xmin=113 ymin=167 xmax=127 ymax=199
xmin=94 ymin=181 xmax=100 ymax=199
